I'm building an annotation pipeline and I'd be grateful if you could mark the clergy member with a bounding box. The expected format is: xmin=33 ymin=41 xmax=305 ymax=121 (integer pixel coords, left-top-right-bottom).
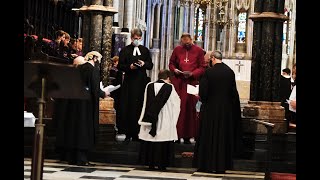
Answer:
xmin=169 ymin=33 xmax=206 ymax=144
xmin=138 ymin=69 xmax=181 ymax=171
xmin=193 ymin=51 xmax=242 ymax=173
xmin=118 ymin=28 xmax=154 ymax=141
xmin=54 ymin=51 xmax=109 ymax=166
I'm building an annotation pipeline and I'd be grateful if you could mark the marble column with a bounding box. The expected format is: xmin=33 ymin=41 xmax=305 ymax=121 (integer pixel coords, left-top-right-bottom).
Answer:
xmin=101 ymin=0 xmax=114 ymax=86
xmin=210 ymin=3 xmax=217 ymax=51
xmin=152 ymin=3 xmax=161 ymax=49
xmin=179 ymin=5 xmax=184 ymax=38
xmin=122 ymin=0 xmax=134 ymax=46
xmin=145 ymin=0 xmax=152 ymax=49
xmin=244 ymin=0 xmax=289 ymax=134
xmin=189 ymin=2 xmax=195 ymax=37
xmin=149 ymin=3 xmax=156 ymax=48
xmin=246 ymin=0 xmax=255 ymax=58
xmin=183 ymin=2 xmax=189 ymax=33
xmin=204 ymin=5 xmax=210 ymax=51
xmin=288 ymin=0 xmax=296 ymax=69
xmin=248 ymin=0 xmax=288 ymax=101
xmin=165 ymin=0 xmax=175 ymax=67
xmin=160 ymin=1 xmax=167 ymax=69
xmin=228 ymin=0 xmax=236 ymax=57
xmin=79 ymin=1 xmax=118 ymax=86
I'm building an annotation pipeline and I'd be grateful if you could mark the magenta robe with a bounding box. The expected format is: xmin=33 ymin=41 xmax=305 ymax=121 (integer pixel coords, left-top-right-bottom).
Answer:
xmin=169 ymin=45 xmax=206 ymax=138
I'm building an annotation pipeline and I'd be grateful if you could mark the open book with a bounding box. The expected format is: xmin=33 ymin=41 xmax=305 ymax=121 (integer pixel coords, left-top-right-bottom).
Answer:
xmin=187 ymin=84 xmax=199 ymax=95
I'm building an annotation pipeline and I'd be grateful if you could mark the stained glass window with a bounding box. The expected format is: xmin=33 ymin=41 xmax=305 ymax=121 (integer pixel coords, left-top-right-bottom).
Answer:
xmin=237 ymin=12 xmax=247 ymax=43
xmin=194 ymin=8 xmax=204 ymax=41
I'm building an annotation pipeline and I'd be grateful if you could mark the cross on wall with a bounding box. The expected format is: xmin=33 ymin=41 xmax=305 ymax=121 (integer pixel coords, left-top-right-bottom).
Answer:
xmin=235 ymin=61 xmax=244 ymax=73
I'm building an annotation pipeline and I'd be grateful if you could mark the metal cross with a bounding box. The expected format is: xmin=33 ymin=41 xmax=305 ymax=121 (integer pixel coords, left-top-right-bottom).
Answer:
xmin=184 ymin=58 xmax=189 ymax=63
xmin=235 ymin=61 xmax=244 ymax=73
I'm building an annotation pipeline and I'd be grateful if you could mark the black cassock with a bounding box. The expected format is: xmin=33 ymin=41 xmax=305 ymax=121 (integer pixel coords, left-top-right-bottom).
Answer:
xmin=193 ymin=62 xmax=243 ymax=173
xmin=54 ymin=62 xmax=106 ymax=164
xmin=118 ymin=44 xmax=153 ymax=138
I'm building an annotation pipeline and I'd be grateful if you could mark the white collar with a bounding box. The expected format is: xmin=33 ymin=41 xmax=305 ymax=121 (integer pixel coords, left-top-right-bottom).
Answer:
xmin=133 ymin=46 xmax=141 ymax=56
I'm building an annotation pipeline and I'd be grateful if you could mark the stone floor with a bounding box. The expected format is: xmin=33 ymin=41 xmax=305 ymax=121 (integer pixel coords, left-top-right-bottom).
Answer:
xmin=24 ymin=158 xmax=266 ymax=180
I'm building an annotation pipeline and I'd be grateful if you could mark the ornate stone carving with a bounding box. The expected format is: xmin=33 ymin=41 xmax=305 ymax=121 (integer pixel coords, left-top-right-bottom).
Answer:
xmin=236 ymin=0 xmax=250 ymax=11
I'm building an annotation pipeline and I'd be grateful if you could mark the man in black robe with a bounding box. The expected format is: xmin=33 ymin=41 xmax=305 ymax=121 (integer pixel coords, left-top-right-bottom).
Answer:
xmin=193 ymin=51 xmax=243 ymax=174
xmin=118 ymin=28 xmax=153 ymax=141
xmin=54 ymin=51 xmax=108 ymax=166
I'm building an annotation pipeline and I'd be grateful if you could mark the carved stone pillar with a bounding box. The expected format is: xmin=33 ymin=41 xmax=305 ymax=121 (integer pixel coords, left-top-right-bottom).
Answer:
xmin=152 ymin=3 xmax=161 ymax=49
xmin=243 ymin=0 xmax=289 ymax=134
xmin=248 ymin=0 xmax=288 ymax=101
xmin=203 ymin=5 xmax=210 ymax=51
xmin=79 ymin=1 xmax=118 ymax=86
xmin=183 ymin=2 xmax=189 ymax=32
xmin=149 ymin=3 xmax=156 ymax=48
xmin=179 ymin=5 xmax=184 ymax=37
xmin=165 ymin=0 xmax=174 ymax=68
xmin=189 ymin=2 xmax=195 ymax=37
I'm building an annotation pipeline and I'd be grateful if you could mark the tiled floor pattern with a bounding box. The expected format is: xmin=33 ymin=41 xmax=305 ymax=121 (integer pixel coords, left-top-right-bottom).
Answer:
xmin=24 ymin=158 xmax=265 ymax=180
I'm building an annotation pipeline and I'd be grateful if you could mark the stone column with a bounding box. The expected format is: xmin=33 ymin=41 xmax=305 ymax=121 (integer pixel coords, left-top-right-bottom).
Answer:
xmin=165 ymin=0 xmax=174 ymax=67
xmin=145 ymin=0 xmax=152 ymax=49
xmin=179 ymin=5 xmax=184 ymax=37
xmin=152 ymin=3 xmax=161 ymax=49
xmin=79 ymin=1 xmax=118 ymax=86
xmin=101 ymin=0 xmax=115 ymax=86
xmin=288 ymin=0 xmax=296 ymax=69
xmin=243 ymin=0 xmax=289 ymax=134
xmin=183 ymin=2 xmax=189 ymax=33
xmin=189 ymin=2 xmax=195 ymax=37
xmin=249 ymin=0 xmax=288 ymax=101
xmin=228 ymin=0 xmax=236 ymax=57
xmin=122 ymin=0 xmax=134 ymax=46
xmin=246 ymin=0 xmax=255 ymax=58
xmin=149 ymin=3 xmax=156 ymax=48
xmin=204 ymin=5 xmax=210 ymax=51
xmin=160 ymin=1 xmax=167 ymax=69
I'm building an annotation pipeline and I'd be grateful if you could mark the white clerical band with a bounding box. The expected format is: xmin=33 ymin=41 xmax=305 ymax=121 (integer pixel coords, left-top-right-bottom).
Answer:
xmin=133 ymin=47 xmax=141 ymax=56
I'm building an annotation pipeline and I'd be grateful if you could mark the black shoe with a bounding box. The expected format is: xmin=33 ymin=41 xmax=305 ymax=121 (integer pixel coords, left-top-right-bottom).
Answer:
xmin=148 ymin=165 xmax=156 ymax=170
xmin=183 ymin=138 xmax=191 ymax=144
xmin=175 ymin=139 xmax=181 ymax=144
xmin=215 ymin=170 xmax=225 ymax=174
xmin=76 ymin=162 xmax=96 ymax=166
xmin=158 ymin=166 xmax=167 ymax=171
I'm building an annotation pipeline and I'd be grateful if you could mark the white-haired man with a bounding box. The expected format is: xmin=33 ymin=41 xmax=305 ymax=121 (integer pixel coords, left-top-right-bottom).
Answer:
xmin=54 ymin=51 xmax=109 ymax=166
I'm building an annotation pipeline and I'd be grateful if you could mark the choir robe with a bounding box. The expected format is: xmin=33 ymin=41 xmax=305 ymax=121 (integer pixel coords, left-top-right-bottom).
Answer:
xmin=169 ymin=44 xmax=206 ymax=138
xmin=138 ymin=80 xmax=181 ymax=168
xmin=193 ymin=62 xmax=243 ymax=173
xmin=118 ymin=44 xmax=153 ymax=138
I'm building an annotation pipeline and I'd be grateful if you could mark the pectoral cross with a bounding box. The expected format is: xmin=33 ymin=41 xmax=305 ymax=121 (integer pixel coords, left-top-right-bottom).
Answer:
xmin=235 ymin=61 xmax=244 ymax=73
xmin=184 ymin=51 xmax=189 ymax=63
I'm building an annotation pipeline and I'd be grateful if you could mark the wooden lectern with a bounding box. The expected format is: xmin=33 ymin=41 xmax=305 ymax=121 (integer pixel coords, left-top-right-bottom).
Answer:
xmin=24 ymin=59 xmax=89 ymax=180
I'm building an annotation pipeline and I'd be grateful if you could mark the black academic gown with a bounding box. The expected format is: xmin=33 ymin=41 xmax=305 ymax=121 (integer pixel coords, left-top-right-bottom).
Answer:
xmin=193 ymin=62 xmax=242 ymax=173
xmin=118 ymin=44 xmax=153 ymax=138
xmin=54 ymin=62 xmax=105 ymax=164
